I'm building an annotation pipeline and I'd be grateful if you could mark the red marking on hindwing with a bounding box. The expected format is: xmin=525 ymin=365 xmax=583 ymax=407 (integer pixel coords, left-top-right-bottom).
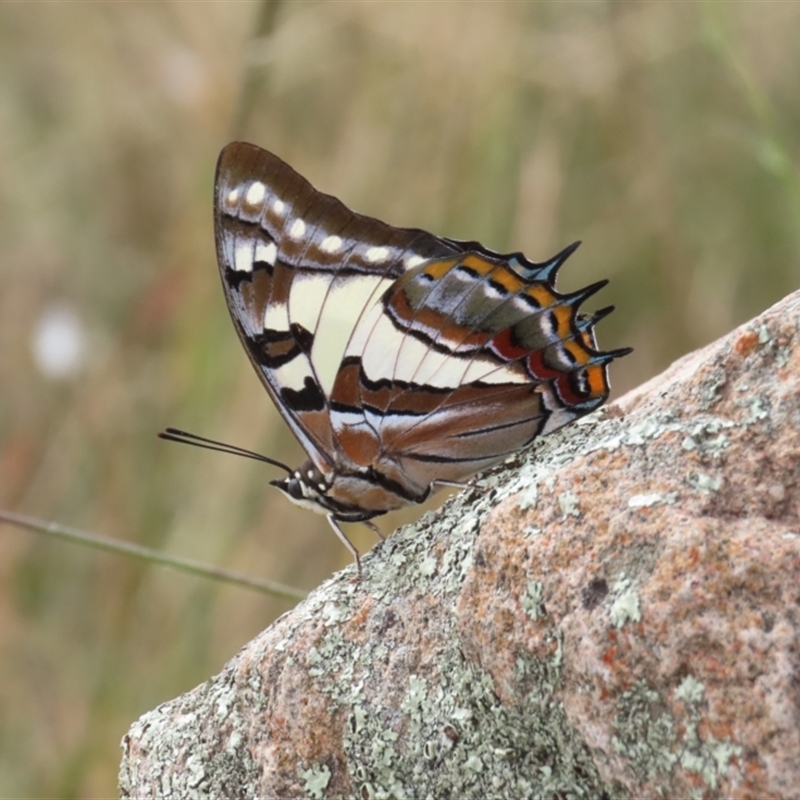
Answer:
xmin=489 ymin=328 xmax=528 ymax=362
xmin=525 ymin=349 xmax=561 ymax=381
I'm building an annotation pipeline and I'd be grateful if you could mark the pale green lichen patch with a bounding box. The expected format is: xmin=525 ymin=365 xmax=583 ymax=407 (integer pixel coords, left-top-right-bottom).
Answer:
xmin=612 ymin=677 xmax=742 ymax=793
xmin=680 ymin=417 xmax=733 ymax=456
xmin=321 ymin=600 xmax=346 ymax=627
xmin=623 ymin=419 xmax=663 ymax=445
xmin=521 ymin=580 xmax=545 ymax=621
xmin=400 ymin=675 xmax=428 ymax=724
xmin=418 ymin=554 xmax=437 ymax=577
xmin=612 ymin=681 xmax=678 ymax=780
xmin=299 ymin=763 xmax=331 ymax=798
xmin=336 ymin=644 xmax=618 ymax=800
xmin=585 ymin=411 xmax=681 ymax=457
xmin=698 ymin=433 xmax=728 ymax=454
xmin=516 ymin=482 xmax=538 ymax=511
xmin=674 ymin=675 xmax=705 ymax=705
xmin=687 ymin=472 xmax=723 ymax=493
xmin=558 ymin=490 xmax=581 ymax=518
xmin=610 ymin=589 xmax=641 ymax=628
xmin=742 ymin=395 xmax=770 ymax=425
xmin=627 ymin=492 xmax=678 ymax=509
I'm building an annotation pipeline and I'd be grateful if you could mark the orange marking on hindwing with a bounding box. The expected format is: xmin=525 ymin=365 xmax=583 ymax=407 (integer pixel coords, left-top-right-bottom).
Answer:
xmin=551 ymin=304 xmax=575 ymax=339
xmin=421 ymin=258 xmax=457 ymax=281
xmin=524 ymin=283 xmax=558 ymax=308
xmin=562 ymin=339 xmax=591 ymax=365
xmin=585 ymin=364 xmax=609 ymax=397
xmin=458 ymin=253 xmax=501 ymax=278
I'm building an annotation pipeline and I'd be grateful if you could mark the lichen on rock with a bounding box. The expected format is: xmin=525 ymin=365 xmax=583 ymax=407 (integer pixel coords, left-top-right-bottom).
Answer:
xmin=121 ymin=290 xmax=800 ymax=799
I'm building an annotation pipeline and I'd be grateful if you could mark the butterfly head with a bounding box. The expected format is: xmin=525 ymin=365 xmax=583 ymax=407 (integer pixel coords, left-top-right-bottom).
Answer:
xmin=269 ymin=460 xmax=333 ymax=516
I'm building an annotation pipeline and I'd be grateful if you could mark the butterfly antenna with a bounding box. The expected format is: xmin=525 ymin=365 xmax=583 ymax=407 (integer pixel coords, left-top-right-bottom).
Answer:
xmin=158 ymin=427 xmax=292 ymax=474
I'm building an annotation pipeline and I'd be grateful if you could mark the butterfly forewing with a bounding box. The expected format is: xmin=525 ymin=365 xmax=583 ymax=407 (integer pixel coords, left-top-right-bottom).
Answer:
xmin=214 ymin=142 xmax=464 ymax=472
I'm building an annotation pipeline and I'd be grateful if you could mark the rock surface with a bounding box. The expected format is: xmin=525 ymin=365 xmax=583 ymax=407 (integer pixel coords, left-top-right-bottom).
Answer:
xmin=120 ymin=290 xmax=800 ymax=800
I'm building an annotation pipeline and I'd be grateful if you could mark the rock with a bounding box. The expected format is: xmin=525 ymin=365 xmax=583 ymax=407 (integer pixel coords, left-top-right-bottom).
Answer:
xmin=120 ymin=290 xmax=800 ymax=800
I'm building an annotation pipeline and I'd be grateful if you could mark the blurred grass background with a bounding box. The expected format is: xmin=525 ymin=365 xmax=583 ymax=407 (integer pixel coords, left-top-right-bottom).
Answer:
xmin=0 ymin=2 xmax=798 ymax=796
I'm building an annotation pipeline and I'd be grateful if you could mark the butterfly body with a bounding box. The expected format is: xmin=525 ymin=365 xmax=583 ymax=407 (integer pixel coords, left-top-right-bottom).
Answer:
xmin=270 ymin=459 xmax=429 ymax=523
xmin=213 ymin=142 xmax=630 ymax=565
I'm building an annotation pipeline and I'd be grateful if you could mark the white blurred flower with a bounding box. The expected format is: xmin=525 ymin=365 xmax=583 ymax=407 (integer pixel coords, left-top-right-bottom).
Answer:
xmin=162 ymin=47 xmax=207 ymax=109
xmin=32 ymin=304 xmax=86 ymax=380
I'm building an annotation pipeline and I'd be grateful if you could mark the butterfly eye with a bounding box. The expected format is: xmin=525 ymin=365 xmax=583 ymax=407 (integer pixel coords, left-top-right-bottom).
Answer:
xmin=276 ymin=473 xmax=305 ymax=501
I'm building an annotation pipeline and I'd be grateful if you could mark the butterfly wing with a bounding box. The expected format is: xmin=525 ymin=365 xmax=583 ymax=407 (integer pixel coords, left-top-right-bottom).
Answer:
xmin=329 ymin=248 xmax=630 ymax=495
xmin=213 ymin=142 xmax=465 ymax=473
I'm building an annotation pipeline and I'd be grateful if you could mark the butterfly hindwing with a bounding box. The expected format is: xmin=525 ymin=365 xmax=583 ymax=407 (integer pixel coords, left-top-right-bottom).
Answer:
xmin=327 ymin=250 xmax=621 ymax=494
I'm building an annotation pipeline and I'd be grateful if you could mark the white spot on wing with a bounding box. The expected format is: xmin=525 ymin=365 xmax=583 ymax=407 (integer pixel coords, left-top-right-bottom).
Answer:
xmin=255 ymin=240 xmax=277 ymax=266
xmin=365 ymin=245 xmax=390 ymax=263
xmin=484 ymin=280 xmax=507 ymax=300
xmin=225 ymin=187 xmax=240 ymax=207
xmin=290 ymin=219 xmax=306 ymax=239
xmin=244 ymin=181 xmax=266 ymax=206
xmin=264 ymin=301 xmax=289 ymax=333
xmin=405 ymin=255 xmax=425 ymax=269
xmin=272 ymin=199 xmax=285 ymax=215
xmin=320 ymin=235 xmax=343 ymax=253
xmin=234 ymin=240 xmax=253 ymax=272
xmin=273 ymin=355 xmax=313 ymax=394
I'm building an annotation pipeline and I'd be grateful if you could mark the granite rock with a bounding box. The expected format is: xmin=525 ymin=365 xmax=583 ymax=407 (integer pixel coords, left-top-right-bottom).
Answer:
xmin=120 ymin=290 xmax=800 ymax=800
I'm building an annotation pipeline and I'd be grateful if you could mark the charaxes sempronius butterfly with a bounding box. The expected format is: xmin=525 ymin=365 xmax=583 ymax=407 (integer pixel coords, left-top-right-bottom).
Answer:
xmin=162 ymin=142 xmax=631 ymax=574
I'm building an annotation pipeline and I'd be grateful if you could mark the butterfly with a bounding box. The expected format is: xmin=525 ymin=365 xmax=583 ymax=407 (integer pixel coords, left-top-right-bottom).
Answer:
xmin=164 ymin=142 xmax=631 ymax=575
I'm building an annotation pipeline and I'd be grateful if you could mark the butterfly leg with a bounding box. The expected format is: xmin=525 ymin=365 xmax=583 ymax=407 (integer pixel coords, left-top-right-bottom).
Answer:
xmin=326 ymin=513 xmax=362 ymax=579
xmin=363 ymin=520 xmax=385 ymax=541
xmin=433 ymin=479 xmax=472 ymax=490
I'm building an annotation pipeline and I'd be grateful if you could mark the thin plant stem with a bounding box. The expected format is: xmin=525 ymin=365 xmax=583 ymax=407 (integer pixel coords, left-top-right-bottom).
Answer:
xmin=0 ymin=508 xmax=307 ymax=603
